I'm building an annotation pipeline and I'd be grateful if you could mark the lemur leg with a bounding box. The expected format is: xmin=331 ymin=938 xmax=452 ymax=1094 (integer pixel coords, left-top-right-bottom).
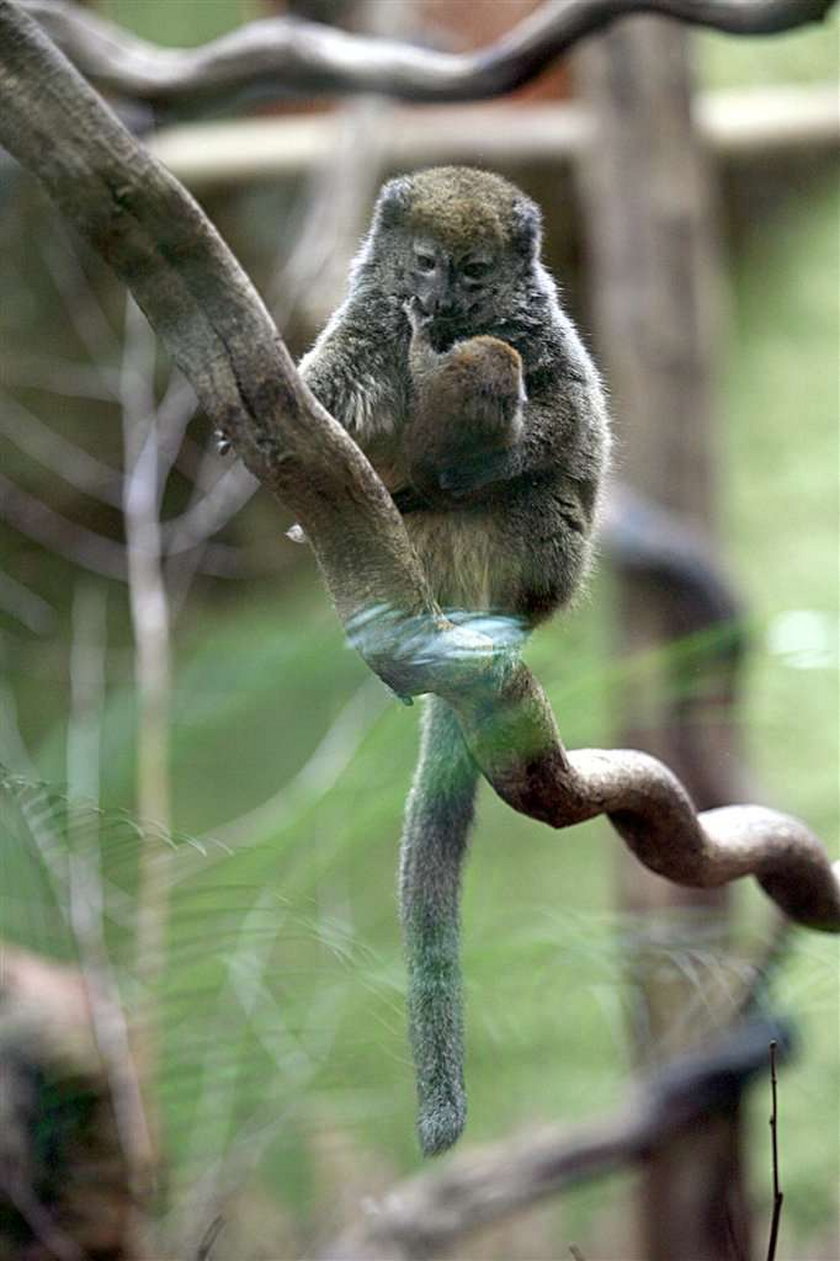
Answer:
xmin=399 ymin=694 xmax=479 ymax=1156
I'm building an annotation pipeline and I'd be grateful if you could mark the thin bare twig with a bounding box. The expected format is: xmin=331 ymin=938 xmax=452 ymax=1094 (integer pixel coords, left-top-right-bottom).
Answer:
xmin=0 ymin=567 xmax=55 ymax=633
xmin=0 ymin=387 xmax=124 ymax=506
xmin=67 ymin=582 xmax=155 ymax=1202
xmin=40 ymin=216 xmax=122 ymax=381
xmin=149 ymin=353 xmax=239 ymax=606
xmin=0 ymin=464 xmax=249 ymax=582
xmin=765 ymin=1039 xmax=784 ymax=1261
xmin=0 ymin=349 xmax=121 ymax=400
xmin=67 ymin=581 xmax=107 ymax=803
xmin=1 ymin=362 xmax=245 ymax=585
xmin=0 ymin=468 xmax=251 ymax=581
xmin=163 ymin=459 xmax=258 ymax=608
xmin=164 ymin=460 xmax=257 ymax=542
xmin=154 ymin=367 xmax=199 ymax=491
xmin=196 ymin=1216 xmax=225 ymax=1261
xmin=120 ymin=295 xmax=172 ymax=1081
xmin=0 ymin=468 xmax=128 ymax=579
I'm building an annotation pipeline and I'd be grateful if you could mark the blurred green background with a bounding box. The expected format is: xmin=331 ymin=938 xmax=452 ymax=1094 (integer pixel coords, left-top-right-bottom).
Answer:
xmin=1 ymin=5 xmax=838 ymax=1258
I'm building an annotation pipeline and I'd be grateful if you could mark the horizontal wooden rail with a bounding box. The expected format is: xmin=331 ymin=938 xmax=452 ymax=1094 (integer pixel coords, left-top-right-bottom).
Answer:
xmin=144 ymin=85 xmax=840 ymax=189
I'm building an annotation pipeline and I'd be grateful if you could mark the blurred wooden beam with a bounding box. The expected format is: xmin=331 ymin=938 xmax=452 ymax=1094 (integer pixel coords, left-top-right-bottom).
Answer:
xmin=147 ymin=83 xmax=839 ymax=188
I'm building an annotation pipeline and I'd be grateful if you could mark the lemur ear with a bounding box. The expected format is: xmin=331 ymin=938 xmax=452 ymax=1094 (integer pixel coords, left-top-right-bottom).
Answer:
xmin=374 ymin=176 xmax=414 ymax=229
xmin=511 ymin=197 xmax=542 ymax=260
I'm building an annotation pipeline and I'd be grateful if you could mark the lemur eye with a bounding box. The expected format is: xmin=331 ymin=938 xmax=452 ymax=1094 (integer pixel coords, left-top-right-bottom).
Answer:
xmin=415 ymin=252 xmax=436 ymax=273
xmin=461 ymin=260 xmax=490 ymax=281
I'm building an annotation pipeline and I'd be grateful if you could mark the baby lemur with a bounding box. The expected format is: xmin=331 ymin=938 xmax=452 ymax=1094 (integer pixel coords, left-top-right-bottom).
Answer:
xmin=401 ymin=294 xmax=526 ymax=503
xmin=298 ymin=166 xmax=610 ymax=1155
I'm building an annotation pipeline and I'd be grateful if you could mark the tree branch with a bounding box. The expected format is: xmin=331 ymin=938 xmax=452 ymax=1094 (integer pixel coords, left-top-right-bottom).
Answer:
xmin=0 ymin=470 xmax=247 ymax=582
xmin=1 ymin=0 xmax=837 ymax=939
xmin=325 ymin=1016 xmax=793 ymax=1260
xmin=1 ymin=0 xmax=435 ymax=655
xmin=0 ymin=388 xmax=125 ymax=507
xmin=23 ymin=0 xmax=835 ymax=111
xmin=0 ymin=567 xmax=55 ymax=633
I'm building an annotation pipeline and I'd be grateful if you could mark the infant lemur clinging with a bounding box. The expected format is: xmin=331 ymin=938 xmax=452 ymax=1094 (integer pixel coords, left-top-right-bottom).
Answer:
xmin=299 ymin=164 xmax=610 ymax=630
xmin=298 ymin=166 xmax=610 ymax=1156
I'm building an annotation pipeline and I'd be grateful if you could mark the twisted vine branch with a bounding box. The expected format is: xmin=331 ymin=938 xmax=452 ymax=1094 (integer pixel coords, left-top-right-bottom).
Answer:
xmin=24 ymin=0 xmax=836 ymax=112
xmin=1 ymin=0 xmax=837 ymax=942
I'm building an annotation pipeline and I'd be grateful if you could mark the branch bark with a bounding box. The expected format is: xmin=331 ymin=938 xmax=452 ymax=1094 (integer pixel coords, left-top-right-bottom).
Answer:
xmin=0 ymin=0 xmax=837 ymax=948
xmin=324 ymin=1015 xmax=792 ymax=1260
xmin=22 ymin=0 xmax=835 ymax=110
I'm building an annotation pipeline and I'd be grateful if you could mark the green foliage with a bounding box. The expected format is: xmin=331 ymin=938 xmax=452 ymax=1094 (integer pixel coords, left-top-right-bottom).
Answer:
xmin=698 ymin=10 xmax=840 ymax=87
xmin=105 ymin=0 xmax=243 ymax=47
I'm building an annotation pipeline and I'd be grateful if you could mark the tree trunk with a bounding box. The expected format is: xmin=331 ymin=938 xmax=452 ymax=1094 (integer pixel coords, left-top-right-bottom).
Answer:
xmin=575 ymin=20 xmax=750 ymax=1260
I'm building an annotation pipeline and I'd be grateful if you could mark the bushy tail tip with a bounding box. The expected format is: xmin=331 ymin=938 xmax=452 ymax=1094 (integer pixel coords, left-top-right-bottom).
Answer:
xmin=418 ymin=1091 xmax=466 ymax=1157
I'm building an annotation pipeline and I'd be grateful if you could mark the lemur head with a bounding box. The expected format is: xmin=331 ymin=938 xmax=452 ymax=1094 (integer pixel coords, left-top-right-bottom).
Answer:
xmin=359 ymin=167 xmax=543 ymax=334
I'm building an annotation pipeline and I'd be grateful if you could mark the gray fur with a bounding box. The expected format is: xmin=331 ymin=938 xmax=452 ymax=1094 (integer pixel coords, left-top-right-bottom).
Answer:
xmin=399 ymin=695 xmax=477 ymax=1154
xmin=299 ymin=167 xmax=610 ymax=1154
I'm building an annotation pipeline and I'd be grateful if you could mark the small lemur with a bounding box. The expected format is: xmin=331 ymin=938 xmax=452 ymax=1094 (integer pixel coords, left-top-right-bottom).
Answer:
xmin=297 ymin=166 xmax=610 ymax=1155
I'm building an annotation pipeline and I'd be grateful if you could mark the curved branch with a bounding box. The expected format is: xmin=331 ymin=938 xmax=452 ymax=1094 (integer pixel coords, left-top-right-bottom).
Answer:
xmin=0 ymin=471 xmax=246 ymax=581
xmin=0 ymin=1 xmax=434 ymax=637
xmin=161 ymin=463 xmax=259 ymax=554
xmin=1 ymin=0 xmax=837 ymax=935
xmin=0 ymin=568 xmax=55 ymax=634
xmin=449 ymin=662 xmax=840 ymax=928
xmin=25 ymin=0 xmax=835 ymax=110
xmin=0 ymin=389 xmax=125 ymax=507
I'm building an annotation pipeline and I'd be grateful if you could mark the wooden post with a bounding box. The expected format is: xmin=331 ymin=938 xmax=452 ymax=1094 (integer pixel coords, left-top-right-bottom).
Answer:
xmin=575 ymin=20 xmax=750 ymax=1260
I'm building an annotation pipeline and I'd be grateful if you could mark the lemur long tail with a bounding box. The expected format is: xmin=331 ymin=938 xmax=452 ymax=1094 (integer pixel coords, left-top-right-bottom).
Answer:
xmin=399 ymin=695 xmax=479 ymax=1156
